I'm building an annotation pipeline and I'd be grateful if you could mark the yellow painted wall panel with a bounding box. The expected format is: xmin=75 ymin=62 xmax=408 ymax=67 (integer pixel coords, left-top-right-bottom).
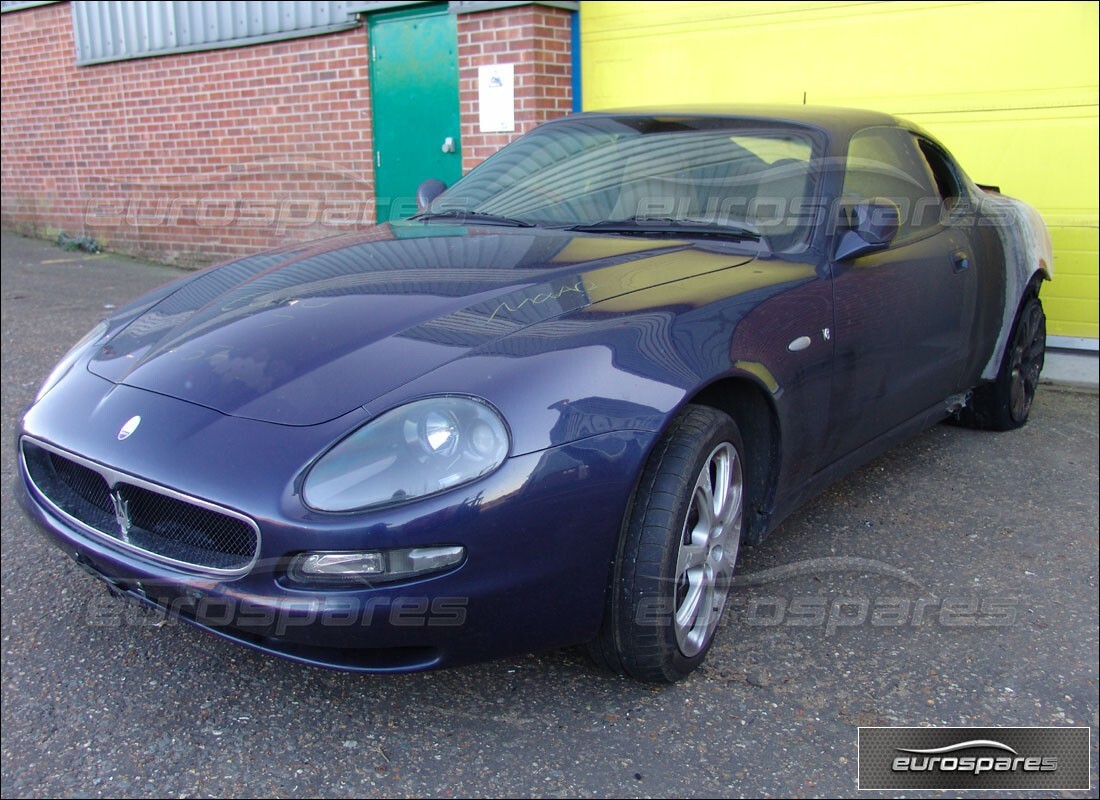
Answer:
xmin=1048 ymin=226 xmax=1100 ymax=254
xmin=583 ymin=2 xmax=1098 ymax=110
xmin=1052 ymin=323 xmax=1097 ymax=338
xmin=1046 ymin=225 xmax=1098 ymax=337
xmin=580 ymin=0 xmax=1100 ymax=339
xmin=1043 ymin=272 xmax=1097 ymax=301
xmin=1044 ymin=298 xmax=1099 ymax=324
xmin=1049 ymin=232 xmax=1100 ymax=279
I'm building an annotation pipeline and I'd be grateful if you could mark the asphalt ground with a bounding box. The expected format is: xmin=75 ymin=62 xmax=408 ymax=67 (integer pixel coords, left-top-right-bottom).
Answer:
xmin=2 ymin=230 xmax=1097 ymax=798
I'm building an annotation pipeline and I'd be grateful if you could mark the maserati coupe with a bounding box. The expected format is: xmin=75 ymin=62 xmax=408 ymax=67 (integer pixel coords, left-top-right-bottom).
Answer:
xmin=17 ymin=106 xmax=1051 ymax=681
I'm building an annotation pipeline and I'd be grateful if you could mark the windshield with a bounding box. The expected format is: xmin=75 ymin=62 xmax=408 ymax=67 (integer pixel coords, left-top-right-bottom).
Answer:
xmin=429 ymin=116 xmax=822 ymax=250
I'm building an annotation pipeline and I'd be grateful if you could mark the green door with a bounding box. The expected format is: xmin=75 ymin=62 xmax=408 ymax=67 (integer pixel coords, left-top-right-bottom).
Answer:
xmin=370 ymin=6 xmax=463 ymax=222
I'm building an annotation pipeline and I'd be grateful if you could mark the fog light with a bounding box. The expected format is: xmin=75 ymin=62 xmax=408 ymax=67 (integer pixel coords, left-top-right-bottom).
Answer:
xmin=288 ymin=546 xmax=465 ymax=586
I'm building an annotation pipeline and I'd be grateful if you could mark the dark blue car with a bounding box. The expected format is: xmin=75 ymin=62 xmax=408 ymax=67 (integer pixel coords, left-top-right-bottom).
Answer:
xmin=17 ymin=107 xmax=1051 ymax=681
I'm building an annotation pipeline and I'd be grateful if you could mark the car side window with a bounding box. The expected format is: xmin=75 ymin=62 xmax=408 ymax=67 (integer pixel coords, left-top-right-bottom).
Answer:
xmin=842 ymin=127 xmax=943 ymax=242
xmin=914 ymin=135 xmax=964 ymax=210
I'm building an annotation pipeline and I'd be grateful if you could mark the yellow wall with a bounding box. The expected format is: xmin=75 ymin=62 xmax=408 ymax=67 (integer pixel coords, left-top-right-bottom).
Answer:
xmin=580 ymin=1 xmax=1099 ymax=339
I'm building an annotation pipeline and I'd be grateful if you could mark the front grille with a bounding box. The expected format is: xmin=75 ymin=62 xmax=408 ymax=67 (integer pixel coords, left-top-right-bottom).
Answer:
xmin=22 ymin=439 xmax=259 ymax=574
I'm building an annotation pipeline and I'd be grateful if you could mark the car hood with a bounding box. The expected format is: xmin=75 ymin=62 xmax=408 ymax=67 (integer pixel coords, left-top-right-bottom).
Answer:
xmin=89 ymin=224 xmax=757 ymax=425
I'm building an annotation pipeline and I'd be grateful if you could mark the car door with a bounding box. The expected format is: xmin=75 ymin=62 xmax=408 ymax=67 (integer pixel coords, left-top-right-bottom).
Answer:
xmin=824 ymin=126 xmax=977 ymax=463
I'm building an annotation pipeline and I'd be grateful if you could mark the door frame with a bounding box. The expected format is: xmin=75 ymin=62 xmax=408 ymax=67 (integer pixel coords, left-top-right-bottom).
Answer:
xmin=368 ymin=2 xmax=462 ymax=223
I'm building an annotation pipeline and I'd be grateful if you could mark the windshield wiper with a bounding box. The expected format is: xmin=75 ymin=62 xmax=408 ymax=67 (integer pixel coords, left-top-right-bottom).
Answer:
xmin=567 ymin=217 xmax=762 ymax=242
xmin=413 ymin=210 xmax=535 ymax=228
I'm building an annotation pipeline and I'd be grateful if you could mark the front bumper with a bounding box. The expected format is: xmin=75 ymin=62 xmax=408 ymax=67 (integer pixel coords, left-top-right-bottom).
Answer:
xmin=17 ymin=379 xmax=655 ymax=672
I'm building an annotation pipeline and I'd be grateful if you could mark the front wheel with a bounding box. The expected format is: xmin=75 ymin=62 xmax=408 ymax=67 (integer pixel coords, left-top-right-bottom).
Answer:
xmin=588 ymin=405 xmax=746 ymax=683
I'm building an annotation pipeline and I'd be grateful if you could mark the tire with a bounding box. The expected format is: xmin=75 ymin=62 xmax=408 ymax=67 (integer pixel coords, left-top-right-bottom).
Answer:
xmin=588 ymin=405 xmax=746 ymax=683
xmin=960 ymin=292 xmax=1046 ymax=431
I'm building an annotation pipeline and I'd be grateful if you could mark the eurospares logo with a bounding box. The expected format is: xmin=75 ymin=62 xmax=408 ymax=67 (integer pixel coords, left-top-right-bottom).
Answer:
xmin=893 ymin=739 xmax=1056 ymax=775
xmin=858 ymin=727 xmax=1090 ymax=790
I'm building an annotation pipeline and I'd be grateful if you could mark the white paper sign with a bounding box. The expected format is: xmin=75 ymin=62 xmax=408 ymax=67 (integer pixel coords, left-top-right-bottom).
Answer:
xmin=478 ymin=64 xmax=515 ymax=133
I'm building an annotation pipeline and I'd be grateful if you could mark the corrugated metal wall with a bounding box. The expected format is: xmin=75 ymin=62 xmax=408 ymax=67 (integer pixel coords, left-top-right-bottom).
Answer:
xmin=0 ymin=2 xmax=60 ymax=12
xmin=71 ymin=1 xmax=359 ymax=65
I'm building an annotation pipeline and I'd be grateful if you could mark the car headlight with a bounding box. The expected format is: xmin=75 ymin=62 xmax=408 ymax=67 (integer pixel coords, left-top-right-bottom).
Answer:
xmin=302 ymin=396 xmax=510 ymax=512
xmin=35 ymin=320 xmax=109 ymax=402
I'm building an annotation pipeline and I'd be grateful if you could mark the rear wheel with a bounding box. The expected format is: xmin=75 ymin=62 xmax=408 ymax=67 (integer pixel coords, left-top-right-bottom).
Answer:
xmin=960 ymin=292 xmax=1046 ymax=430
xmin=588 ymin=405 xmax=746 ymax=683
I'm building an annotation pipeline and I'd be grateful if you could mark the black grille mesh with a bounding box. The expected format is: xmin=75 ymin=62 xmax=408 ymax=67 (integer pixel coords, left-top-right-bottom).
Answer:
xmin=44 ymin=451 xmax=116 ymax=534
xmin=23 ymin=440 xmax=257 ymax=572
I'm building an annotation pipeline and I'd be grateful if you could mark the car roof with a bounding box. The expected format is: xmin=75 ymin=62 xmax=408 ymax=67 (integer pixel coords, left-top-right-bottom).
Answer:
xmin=563 ymin=104 xmax=905 ymax=138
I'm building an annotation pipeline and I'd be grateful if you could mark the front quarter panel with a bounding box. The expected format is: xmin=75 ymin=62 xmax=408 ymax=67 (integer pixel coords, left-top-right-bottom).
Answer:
xmin=364 ymin=251 xmax=835 ymax=509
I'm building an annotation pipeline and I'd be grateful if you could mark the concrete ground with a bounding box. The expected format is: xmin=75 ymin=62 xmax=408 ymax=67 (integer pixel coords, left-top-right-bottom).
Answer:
xmin=2 ymin=231 xmax=1097 ymax=798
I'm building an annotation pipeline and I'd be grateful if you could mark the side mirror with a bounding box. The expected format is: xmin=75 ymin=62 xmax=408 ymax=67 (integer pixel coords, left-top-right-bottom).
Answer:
xmin=416 ymin=179 xmax=448 ymax=212
xmin=834 ymin=198 xmax=900 ymax=261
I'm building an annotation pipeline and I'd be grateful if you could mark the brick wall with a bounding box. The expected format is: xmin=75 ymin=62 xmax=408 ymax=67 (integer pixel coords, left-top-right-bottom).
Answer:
xmin=1 ymin=3 xmax=573 ymax=267
xmin=1 ymin=3 xmax=375 ymax=267
xmin=458 ymin=5 xmax=573 ymax=173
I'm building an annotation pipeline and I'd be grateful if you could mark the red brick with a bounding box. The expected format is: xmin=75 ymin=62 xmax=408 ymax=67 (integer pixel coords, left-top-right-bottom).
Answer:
xmin=1 ymin=5 xmax=377 ymax=266
xmin=3 ymin=3 xmax=572 ymax=257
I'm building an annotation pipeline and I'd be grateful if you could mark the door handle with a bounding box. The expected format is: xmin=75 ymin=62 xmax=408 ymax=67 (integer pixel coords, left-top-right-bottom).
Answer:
xmin=951 ymin=250 xmax=970 ymax=273
xmin=441 ymin=136 xmax=456 ymax=154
